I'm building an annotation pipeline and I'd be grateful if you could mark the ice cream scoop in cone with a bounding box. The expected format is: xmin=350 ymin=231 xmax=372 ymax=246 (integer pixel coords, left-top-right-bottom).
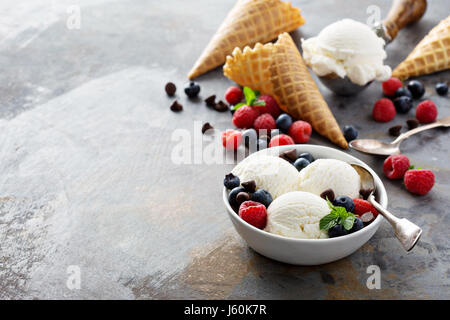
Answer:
xmin=188 ymin=0 xmax=305 ymax=80
xmin=224 ymin=33 xmax=348 ymax=149
xmin=392 ymin=15 xmax=450 ymax=80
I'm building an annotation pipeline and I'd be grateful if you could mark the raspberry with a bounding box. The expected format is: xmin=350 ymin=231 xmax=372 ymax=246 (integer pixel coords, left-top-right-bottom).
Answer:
xmin=255 ymin=95 xmax=281 ymax=118
xmin=372 ymin=98 xmax=396 ymax=122
xmin=239 ymin=201 xmax=267 ymax=229
xmin=353 ymin=198 xmax=378 ymax=219
xmin=221 ymin=129 xmax=242 ymax=150
xmin=232 ymin=105 xmax=259 ymax=129
xmin=224 ymin=86 xmax=244 ymax=105
xmin=253 ymin=113 xmax=276 ymax=132
xmin=268 ymin=134 xmax=294 ymax=147
xmin=416 ymin=100 xmax=437 ymax=123
xmin=288 ymin=120 xmax=312 ymax=143
xmin=382 ymin=77 xmax=402 ymax=96
xmin=404 ymin=169 xmax=435 ymax=195
xmin=383 ymin=154 xmax=410 ymax=179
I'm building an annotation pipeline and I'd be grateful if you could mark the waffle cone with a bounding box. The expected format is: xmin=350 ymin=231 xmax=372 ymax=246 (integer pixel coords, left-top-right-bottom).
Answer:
xmin=392 ymin=15 xmax=450 ymax=80
xmin=188 ymin=0 xmax=304 ymax=79
xmin=224 ymin=33 xmax=348 ymax=149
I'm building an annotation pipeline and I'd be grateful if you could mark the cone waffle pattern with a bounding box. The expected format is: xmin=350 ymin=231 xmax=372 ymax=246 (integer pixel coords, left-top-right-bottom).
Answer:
xmin=392 ymin=15 xmax=450 ymax=80
xmin=188 ymin=0 xmax=304 ymax=79
xmin=224 ymin=33 xmax=348 ymax=149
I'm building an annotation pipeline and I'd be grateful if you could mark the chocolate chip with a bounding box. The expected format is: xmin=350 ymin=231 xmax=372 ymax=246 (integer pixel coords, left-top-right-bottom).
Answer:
xmin=202 ymin=122 xmax=213 ymax=134
xmin=204 ymin=95 xmax=216 ymax=107
xmin=360 ymin=212 xmax=375 ymax=224
xmin=320 ymin=189 xmax=335 ymax=202
xmin=279 ymin=149 xmax=297 ymax=163
xmin=359 ymin=188 xmax=374 ymax=200
xmin=406 ymin=119 xmax=419 ymax=130
xmin=236 ymin=192 xmax=250 ymax=206
xmin=170 ymin=100 xmax=183 ymax=112
xmin=165 ymin=82 xmax=176 ymax=96
xmin=242 ymin=180 xmax=256 ymax=193
xmin=388 ymin=125 xmax=402 ymax=136
xmin=214 ymin=100 xmax=229 ymax=112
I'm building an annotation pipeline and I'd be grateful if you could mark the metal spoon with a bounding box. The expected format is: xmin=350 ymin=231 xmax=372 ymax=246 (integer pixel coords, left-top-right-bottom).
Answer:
xmin=350 ymin=116 xmax=450 ymax=156
xmin=351 ymin=164 xmax=422 ymax=251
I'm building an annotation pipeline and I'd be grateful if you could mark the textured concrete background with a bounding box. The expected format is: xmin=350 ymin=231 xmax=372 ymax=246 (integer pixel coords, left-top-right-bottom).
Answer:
xmin=0 ymin=0 xmax=449 ymax=299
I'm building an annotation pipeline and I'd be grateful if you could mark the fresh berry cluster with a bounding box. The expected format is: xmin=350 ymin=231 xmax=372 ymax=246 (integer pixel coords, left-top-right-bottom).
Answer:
xmin=224 ymin=173 xmax=273 ymax=229
xmin=279 ymin=149 xmax=314 ymax=172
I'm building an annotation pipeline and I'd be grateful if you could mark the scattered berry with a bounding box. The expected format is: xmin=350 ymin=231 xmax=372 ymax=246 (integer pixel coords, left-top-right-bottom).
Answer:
xmin=232 ymin=105 xmax=259 ymax=129
xmin=388 ymin=125 xmax=402 ymax=137
xmin=328 ymin=224 xmax=349 ymax=238
xmin=435 ymin=82 xmax=448 ymax=96
xmin=394 ymin=87 xmax=412 ymax=99
xmin=333 ymin=196 xmax=355 ymax=213
xmin=350 ymin=217 xmax=364 ymax=233
xmin=298 ymin=152 xmax=314 ymax=163
xmin=416 ymin=100 xmax=437 ymax=123
xmin=236 ymin=192 xmax=250 ymax=206
xmin=406 ymin=119 xmax=419 ymax=130
xmin=407 ymin=80 xmax=425 ymax=99
xmin=293 ymin=158 xmax=310 ymax=171
xmin=257 ymin=95 xmax=281 ymax=118
xmin=225 ymin=86 xmax=244 ymax=105
xmin=250 ymin=189 xmax=273 ymax=208
xmin=224 ymin=173 xmax=240 ymax=190
xmin=242 ymin=128 xmax=257 ymax=148
xmin=288 ymin=121 xmax=312 ymax=143
xmin=382 ymin=77 xmax=402 ymax=96
xmin=268 ymin=134 xmax=294 ymax=147
xmin=228 ymin=186 xmax=246 ymax=207
xmin=404 ymin=169 xmax=435 ymax=195
xmin=254 ymin=113 xmax=276 ymax=132
xmin=165 ymin=82 xmax=176 ymax=96
xmin=343 ymin=125 xmax=358 ymax=141
xmin=372 ymin=98 xmax=396 ymax=122
xmin=353 ymin=199 xmax=378 ymax=219
xmin=221 ymin=129 xmax=242 ymax=150
xmin=239 ymin=201 xmax=267 ymax=229
xmin=184 ymin=81 xmax=200 ymax=98
xmin=383 ymin=154 xmax=410 ymax=179
xmin=275 ymin=114 xmax=293 ymax=132
xmin=394 ymin=96 xmax=413 ymax=114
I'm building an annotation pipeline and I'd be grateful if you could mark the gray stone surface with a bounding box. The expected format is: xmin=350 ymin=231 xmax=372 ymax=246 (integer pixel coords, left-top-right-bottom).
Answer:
xmin=0 ymin=0 xmax=449 ymax=299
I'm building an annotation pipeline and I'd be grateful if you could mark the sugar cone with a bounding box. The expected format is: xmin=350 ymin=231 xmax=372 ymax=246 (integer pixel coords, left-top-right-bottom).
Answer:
xmin=188 ymin=0 xmax=304 ymax=80
xmin=224 ymin=33 xmax=348 ymax=149
xmin=392 ymin=15 xmax=450 ymax=80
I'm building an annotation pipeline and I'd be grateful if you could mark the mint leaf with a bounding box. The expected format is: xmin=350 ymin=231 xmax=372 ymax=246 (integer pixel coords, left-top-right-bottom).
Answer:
xmin=232 ymin=102 xmax=246 ymax=110
xmin=409 ymin=165 xmax=415 ymax=169
xmin=252 ymin=100 xmax=266 ymax=106
xmin=322 ymin=198 xmax=357 ymax=231
xmin=243 ymin=87 xmax=256 ymax=105
xmin=343 ymin=216 xmax=355 ymax=230
xmin=319 ymin=212 xmax=339 ymax=230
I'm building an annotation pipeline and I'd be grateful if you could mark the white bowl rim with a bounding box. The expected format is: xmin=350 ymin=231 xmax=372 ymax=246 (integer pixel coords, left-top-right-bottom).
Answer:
xmin=223 ymin=144 xmax=387 ymax=244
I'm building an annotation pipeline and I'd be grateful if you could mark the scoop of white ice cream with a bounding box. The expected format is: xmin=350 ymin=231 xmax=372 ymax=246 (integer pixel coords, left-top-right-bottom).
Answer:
xmin=299 ymin=159 xmax=360 ymax=199
xmin=266 ymin=191 xmax=330 ymax=239
xmin=232 ymin=155 xmax=301 ymax=199
xmin=302 ymin=19 xmax=391 ymax=86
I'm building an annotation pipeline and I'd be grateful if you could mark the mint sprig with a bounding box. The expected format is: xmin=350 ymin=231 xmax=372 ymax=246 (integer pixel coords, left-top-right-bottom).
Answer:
xmin=232 ymin=86 xmax=266 ymax=110
xmin=319 ymin=198 xmax=357 ymax=231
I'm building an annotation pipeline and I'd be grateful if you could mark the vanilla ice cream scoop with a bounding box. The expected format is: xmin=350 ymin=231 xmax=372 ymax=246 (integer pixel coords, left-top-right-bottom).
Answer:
xmin=232 ymin=155 xmax=301 ymax=199
xmin=302 ymin=19 xmax=391 ymax=86
xmin=266 ymin=191 xmax=330 ymax=239
xmin=299 ymin=159 xmax=360 ymax=199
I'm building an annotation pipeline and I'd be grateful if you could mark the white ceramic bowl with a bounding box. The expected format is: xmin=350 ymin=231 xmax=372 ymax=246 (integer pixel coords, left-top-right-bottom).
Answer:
xmin=223 ymin=145 xmax=387 ymax=265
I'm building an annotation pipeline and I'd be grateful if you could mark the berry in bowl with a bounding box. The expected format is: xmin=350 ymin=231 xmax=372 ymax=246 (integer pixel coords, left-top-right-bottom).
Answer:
xmin=223 ymin=145 xmax=387 ymax=265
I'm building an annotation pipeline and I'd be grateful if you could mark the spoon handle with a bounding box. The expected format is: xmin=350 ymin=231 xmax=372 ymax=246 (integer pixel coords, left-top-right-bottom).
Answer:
xmin=392 ymin=116 xmax=450 ymax=145
xmin=383 ymin=0 xmax=427 ymax=41
xmin=368 ymin=195 xmax=401 ymax=225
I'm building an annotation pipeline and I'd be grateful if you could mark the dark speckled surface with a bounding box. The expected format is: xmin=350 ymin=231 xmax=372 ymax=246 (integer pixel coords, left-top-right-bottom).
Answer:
xmin=0 ymin=0 xmax=449 ymax=299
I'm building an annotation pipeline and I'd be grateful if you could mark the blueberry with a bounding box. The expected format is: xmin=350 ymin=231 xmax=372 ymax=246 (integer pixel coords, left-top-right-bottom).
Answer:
xmin=407 ymin=80 xmax=425 ymax=99
xmin=298 ymin=152 xmax=314 ymax=163
xmin=257 ymin=138 xmax=267 ymax=150
xmin=293 ymin=158 xmax=310 ymax=171
xmin=436 ymin=82 xmax=448 ymax=96
xmin=394 ymin=87 xmax=412 ymax=99
xmin=184 ymin=81 xmax=200 ymax=98
xmin=333 ymin=196 xmax=355 ymax=213
xmin=350 ymin=217 xmax=364 ymax=233
xmin=343 ymin=125 xmax=358 ymax=142
xmin=276 ymin=114 xmax=293 ymax=132
xmin=228 ymin=186 xmax=246 ymax=207
xmin=224 ymin=173 xmax=240 ymax=190
xmin=394 ymin=96 xmax=413 ymax=113
xmin=242 ymin=129 xmax=257 ymax=148
xmin=251 ymin=189 xmax=273 ymax=208
xmin=328 ymin=225 xmax=349 ymax=238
